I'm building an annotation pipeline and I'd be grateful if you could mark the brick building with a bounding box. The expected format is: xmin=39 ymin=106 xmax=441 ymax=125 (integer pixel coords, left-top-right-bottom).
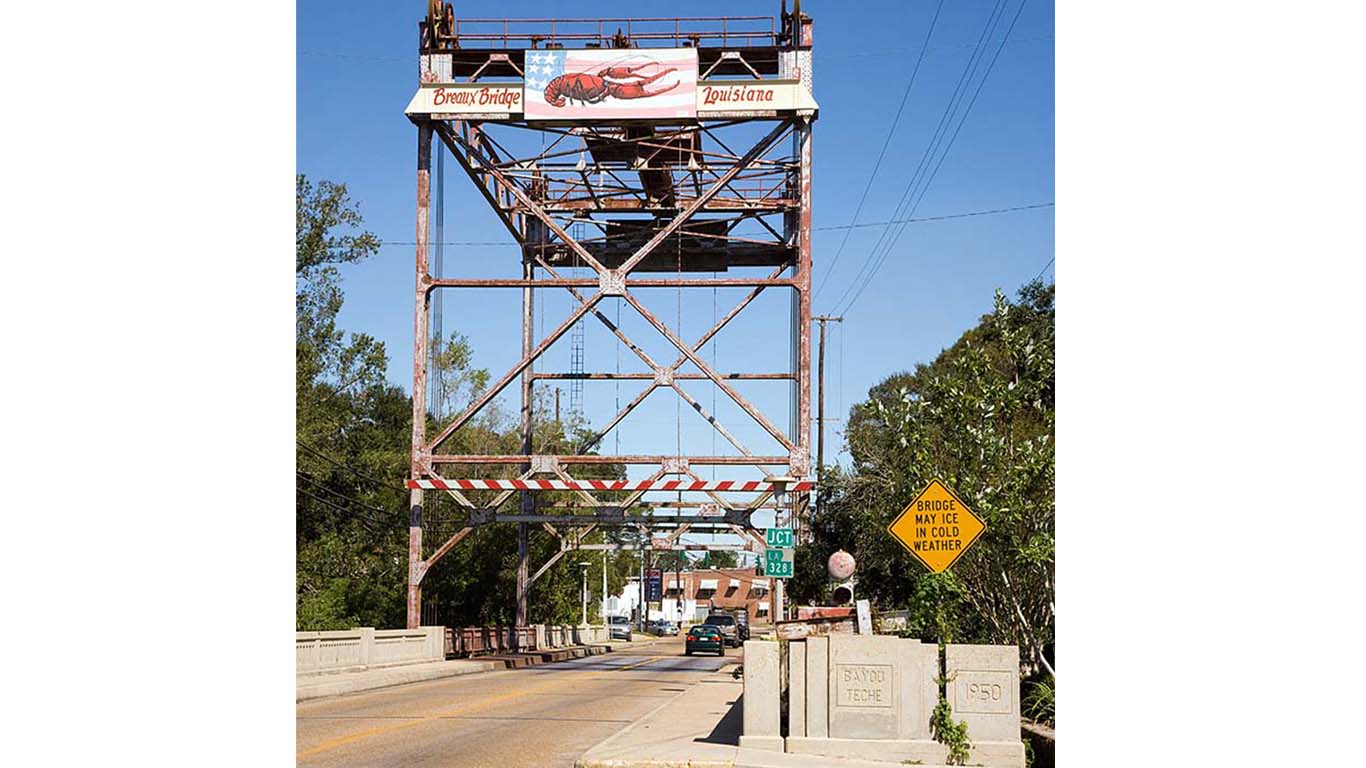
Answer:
xmin=615 ymin=567 xmax=774 ymax=625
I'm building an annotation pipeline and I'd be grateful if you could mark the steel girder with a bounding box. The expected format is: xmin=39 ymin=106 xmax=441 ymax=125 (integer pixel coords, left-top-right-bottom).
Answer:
xmin=406 ymin=109 xmax=813 ymax=628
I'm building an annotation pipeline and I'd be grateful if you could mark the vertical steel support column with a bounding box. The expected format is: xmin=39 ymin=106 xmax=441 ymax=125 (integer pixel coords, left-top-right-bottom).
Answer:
xmin=408 ymin=492 xmax=423 ymax=627
xmin=795 ymin=118 xmax=814 ymax=553
xmin=516 ymin=524 xmax=529 ymax=628
xmin=515 ymin=225 xmax=536 ymax=628
xmin=408 ymin=122 xmax=434 ymax=629
xmin=817 ymin=318 xmax=826 ymax=478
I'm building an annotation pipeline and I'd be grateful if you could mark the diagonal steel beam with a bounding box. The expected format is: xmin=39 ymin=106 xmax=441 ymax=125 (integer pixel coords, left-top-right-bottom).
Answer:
xmin=681 ymin=466 xmax=748 ymax=521
xmin=533 ymin=256 xmax=660 ymax=370
xmin=571 ymin=523 xmax=599 ymax=548
xmin=441 ymin=122 xmax=526 ymax=245
xmin=731 ymin=522 xmax=768 ymax=553
xmin=437 ymin=122 xmax=609 ymax=276
xmin=617 ymin=120 xmax=793 ymax=277
xmin=669 ymin=263 xmax=787 ymax=364
xmin=575 ymin=264 xmax=786 ymax=455
xmin=577 ymin=382 xmax=656 ymax=454
xmin=622 ymin=290 xmax=795 ymax=451
xmin=431 ymin=478 xmax=477 ymax=508
xmin=663 ymin=524 xmax=691 ymax=547
xmin=553 ymin=464 xmax=602 ymax=509
xmin=616 ymin=467 xmax=668 ymax=509
xmin=670 ymin=380 xmax=755 ymax=459
xmin=428 ymin=467 xmax=533 ymax=514
xmin=528 ymin=545 xmax=568 ymax=586
xmin=419 ymin=525 xmax=474 ymax=580
xmin=427 ymin=292 xmax=603 ymax=453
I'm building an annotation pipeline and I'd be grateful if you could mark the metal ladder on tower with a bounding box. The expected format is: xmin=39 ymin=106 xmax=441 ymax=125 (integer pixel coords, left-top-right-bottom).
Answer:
xmin=569 ymin=220 xmax=586 ymax=419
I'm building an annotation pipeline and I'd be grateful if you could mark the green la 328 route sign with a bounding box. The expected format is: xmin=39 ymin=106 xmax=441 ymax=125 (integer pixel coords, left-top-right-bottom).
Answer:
xmin=764 ymin=547 xmax=794 ymax=578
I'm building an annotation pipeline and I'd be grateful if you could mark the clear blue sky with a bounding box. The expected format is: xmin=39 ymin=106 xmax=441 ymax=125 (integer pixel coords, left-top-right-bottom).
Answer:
xmin=297 ymin=0 xmax=1054 ymax=480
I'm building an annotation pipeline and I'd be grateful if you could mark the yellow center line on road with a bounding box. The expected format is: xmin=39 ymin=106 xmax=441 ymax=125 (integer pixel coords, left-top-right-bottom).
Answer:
xmin=297 ymin=654 xmax=666 ymax=760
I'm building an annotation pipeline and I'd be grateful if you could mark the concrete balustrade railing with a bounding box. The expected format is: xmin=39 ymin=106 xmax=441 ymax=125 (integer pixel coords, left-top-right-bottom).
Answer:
xmin=297 ymin=627 xmax=445 ymax=674
xmin=298 ymin=623 xmax=614 ymax=673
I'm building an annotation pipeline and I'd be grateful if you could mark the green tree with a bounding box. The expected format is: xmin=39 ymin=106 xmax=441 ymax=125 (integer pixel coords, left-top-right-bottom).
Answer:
xmin=296 ymin=174 xmax=637 ymax=631
xmin=796 ymin=283 xmax=1055 ymax=675
xmin=296 ymin=175 xmax=381 ymax=274
xmin=295 ymin=174 xmax=409 ymax=628
xmin=704 ymin=550 xmax=739 ymax=569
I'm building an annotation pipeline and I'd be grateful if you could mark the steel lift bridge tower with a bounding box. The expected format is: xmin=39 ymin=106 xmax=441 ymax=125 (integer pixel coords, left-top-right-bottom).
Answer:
xmin=404 ymin=1 xmax=817 ymax=629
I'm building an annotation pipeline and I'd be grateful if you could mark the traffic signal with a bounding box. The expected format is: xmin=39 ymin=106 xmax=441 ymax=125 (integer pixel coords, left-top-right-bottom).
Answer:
xmin=831 ymin=579 xmax=854 ymax=605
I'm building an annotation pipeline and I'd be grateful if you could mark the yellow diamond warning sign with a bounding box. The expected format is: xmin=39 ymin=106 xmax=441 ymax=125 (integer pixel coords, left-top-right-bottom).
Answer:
xmin=887 ymin=479 xmax=985 ymax=573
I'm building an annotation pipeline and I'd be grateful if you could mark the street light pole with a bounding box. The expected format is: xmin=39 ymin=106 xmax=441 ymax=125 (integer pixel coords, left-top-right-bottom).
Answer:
xmin=578 ymin=561 xmax=591 ymax=627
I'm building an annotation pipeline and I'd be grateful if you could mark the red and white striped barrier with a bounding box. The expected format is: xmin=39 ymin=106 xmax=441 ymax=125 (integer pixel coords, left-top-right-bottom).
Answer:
xmin=406 ymin=478 xmax=813 ymax=492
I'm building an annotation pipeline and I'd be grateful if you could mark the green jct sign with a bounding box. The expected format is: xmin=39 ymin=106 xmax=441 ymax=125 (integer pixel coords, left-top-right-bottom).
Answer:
xmin=765 ymin=527 xmax=793 ymax=548
xmin=764 ymin=547 xmax=794 ymax=578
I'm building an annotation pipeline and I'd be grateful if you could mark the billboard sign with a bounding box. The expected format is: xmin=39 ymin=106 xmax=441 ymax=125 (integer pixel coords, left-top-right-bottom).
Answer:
xmin=696 ymin=79 xmax=819 ymax=116
xmin=405 ymin=83 xmax=523 ymax=117
xmin=524 ymin=48 xmax=698 ymax=120
xmin=645 ymin=569 xmax=663 ymax=601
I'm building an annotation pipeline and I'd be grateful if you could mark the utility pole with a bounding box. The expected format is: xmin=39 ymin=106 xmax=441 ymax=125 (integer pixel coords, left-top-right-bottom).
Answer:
xmin=813 ymin=315 xmax=843 ymax=515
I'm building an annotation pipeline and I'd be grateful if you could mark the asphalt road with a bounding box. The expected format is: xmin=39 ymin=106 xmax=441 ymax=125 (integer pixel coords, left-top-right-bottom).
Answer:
xmin=296 ymin=634 xmax=741 ymax=767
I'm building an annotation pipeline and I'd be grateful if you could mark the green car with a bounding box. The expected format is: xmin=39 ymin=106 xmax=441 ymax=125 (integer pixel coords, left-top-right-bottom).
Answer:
xmin=685 ymin=624 xmax=725 ymax=656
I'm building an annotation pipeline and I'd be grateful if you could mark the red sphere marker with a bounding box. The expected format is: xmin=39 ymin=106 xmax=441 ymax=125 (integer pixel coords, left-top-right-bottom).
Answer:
xmin=827 ymin=549 xmax=856 ymax=580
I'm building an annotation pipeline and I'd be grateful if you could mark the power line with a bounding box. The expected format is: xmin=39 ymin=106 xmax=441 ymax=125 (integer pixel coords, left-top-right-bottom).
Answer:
xmin=821 ymin=34 xmax=1053 ymax=62
xmin=820 ymin=202 xmax=1052 ymax=231
xmin=296 ymin=471 xmax=403 ymax=521
xmin=813 ymin=0 xmax=946 ymax=302
xmin=1032 ymin=256 xmax=1055 ymax=282
xmin=827 ymin=0 xmax=1012 ymax=314
xmin=838 ymin=0 xmax=1033 ymax=316
xmin=296 ymin=484 xmax=402 ymax=529
xmin=845 ymin=0 xmax=1034 ymax=314
xmin=378 ymin=202 xmax=1053 ymax=247
xmin=296 ymin=439 xmax=404 ymax=491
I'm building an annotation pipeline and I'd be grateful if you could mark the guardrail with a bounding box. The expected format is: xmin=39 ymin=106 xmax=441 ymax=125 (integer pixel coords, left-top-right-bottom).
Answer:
xmin=296 ymin=627 xmax=445 ymax=674
xmin=446 ymin=624 xmax=608 ymax=656
xmin=298 ymin=624 xmax=613 ymax=674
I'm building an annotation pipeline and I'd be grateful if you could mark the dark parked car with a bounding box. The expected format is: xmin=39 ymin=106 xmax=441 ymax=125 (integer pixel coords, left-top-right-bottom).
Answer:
xmin=685 ymin=624 xmax=724 ymax=656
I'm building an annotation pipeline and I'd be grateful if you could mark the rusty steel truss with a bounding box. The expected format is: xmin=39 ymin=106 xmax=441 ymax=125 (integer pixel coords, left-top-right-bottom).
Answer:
xmin=405 ymin=2 xmax=816 ymax=628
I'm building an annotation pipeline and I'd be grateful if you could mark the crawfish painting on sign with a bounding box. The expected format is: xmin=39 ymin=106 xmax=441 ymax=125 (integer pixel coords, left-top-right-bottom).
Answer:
xmin=523 ymin=48 xmax=698 ymax=120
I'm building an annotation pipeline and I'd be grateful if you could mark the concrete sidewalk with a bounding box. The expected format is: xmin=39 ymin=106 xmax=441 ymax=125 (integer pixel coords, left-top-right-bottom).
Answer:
xmin=575 ymin=663 xmax=958 ymax=768
xmin=296 ymin=658 xmax=500 ymax=701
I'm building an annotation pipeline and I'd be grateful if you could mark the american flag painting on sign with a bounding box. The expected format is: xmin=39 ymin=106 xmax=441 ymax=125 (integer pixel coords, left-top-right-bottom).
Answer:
xmin=523 ymin=48 xmax=698 ymax=120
